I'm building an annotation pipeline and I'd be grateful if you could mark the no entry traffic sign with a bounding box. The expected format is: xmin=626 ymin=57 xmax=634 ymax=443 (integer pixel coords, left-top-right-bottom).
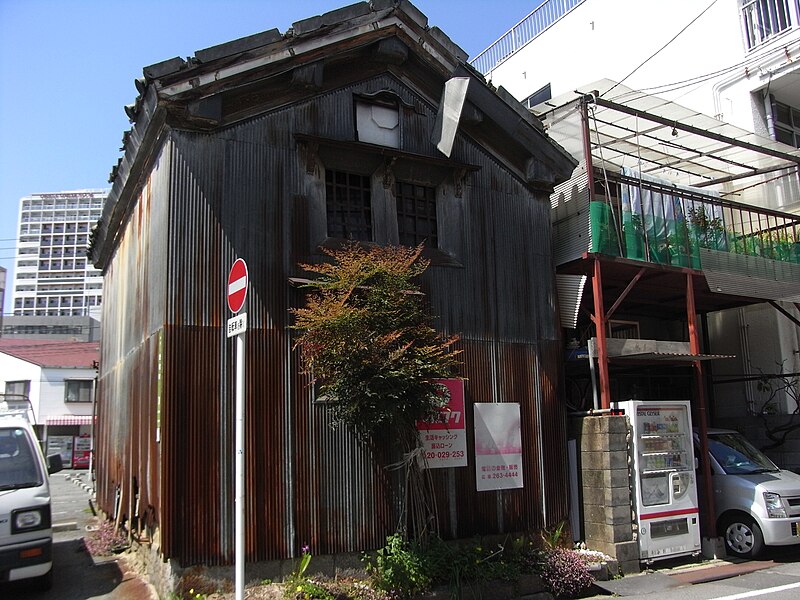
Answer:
xmin=227 ymin=258 xmax=248 ymax=314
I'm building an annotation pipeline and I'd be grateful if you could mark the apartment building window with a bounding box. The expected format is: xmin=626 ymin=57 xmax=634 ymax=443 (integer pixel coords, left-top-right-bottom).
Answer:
xmin=771 ymin=98 xmax=800 ymax=146
xmin=325 ymin=170 xmax=373 ymax=241
xmin=4 ymin=380 xmax=30 ymax=398
xmin=524 ymin=83 xmax=552 ymax=109
xmin=64 ymin=379 xmax=93 ymax=403
xmin=395 ymin=181 xmax=438 ymax=248
xmin=741 ymin=0 xmax=794 ymax=49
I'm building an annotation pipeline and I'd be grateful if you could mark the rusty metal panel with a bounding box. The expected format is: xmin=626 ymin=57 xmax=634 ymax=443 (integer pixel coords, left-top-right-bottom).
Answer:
xmin=424 ymin=339 xmax=569 ymax=539
xmin=95 ymin=144 xmax=171 ymax=546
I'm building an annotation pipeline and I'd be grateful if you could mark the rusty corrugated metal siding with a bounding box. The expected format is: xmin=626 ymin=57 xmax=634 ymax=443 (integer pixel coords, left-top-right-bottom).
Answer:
xmin=97 ymin=70 xmax=571 ymax=566
xmin=96 ymin=144 xmax=172 ymax=542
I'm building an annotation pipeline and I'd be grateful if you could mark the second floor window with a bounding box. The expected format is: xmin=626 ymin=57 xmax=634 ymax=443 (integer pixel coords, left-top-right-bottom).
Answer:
xmin=65 ymin=379 xmax=93 ymax=403
xmin=4 ymin=380 xmax=31 ymax=398
xmin=742 ymin=0 xmax=793 ymax=49
xmin=396 ymin=181 xmax=438 ymax=248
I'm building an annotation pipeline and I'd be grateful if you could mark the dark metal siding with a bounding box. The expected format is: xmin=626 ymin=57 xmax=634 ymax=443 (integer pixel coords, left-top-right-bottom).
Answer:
xmin=98 ymin=72 xmax=570 ymax=566
xmin=96 ymin=143 xmax=172 ymax=543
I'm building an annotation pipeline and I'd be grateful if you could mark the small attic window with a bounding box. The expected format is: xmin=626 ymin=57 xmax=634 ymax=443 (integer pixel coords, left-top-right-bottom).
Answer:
xmin=355 ymin=100 xmax=399 ymax=148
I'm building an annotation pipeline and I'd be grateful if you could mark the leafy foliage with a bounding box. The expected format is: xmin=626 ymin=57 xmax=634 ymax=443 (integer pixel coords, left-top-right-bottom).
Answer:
xmin=364 ymin=533 xmax=599 ymax=599
xmin=291 ymin=242 xmax=460 ymax=441
xmin=535 ymin=548 xmax=596 ymax=599
xmin=754 ymin=362 xmax=800 ymax=450
xmin=364 ymin=534 xmax=432 ymax=599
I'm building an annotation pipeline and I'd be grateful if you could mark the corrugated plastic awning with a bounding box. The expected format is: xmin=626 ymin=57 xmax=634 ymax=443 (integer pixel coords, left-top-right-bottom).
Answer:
xmin=609 ymin=351 xmax=735 ymax=362
xmin=46 ymin=415 xmax=94 ymax=426
xmin=589 ymin=338 xmax=735 ymax=364
xmin=534 ymin=79 xmax=800 ymax=206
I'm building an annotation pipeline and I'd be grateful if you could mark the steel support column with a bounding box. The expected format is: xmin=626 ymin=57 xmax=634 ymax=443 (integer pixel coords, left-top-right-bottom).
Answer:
xmin=686 ymin=273 xmax=716 ymax=538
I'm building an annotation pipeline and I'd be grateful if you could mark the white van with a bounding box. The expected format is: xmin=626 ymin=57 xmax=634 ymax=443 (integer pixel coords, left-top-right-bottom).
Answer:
xmin=0 ymin=412 xmax=63 ymax=589
xmin=697 ymin=428 xmax=800 ymax=559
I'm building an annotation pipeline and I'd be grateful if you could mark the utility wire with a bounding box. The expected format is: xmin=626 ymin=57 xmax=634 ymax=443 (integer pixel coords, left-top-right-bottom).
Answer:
xmin=604 ymin=0 xmax=721 ymax=99
xmin=610 ymin=42 xmax=792 ymax=105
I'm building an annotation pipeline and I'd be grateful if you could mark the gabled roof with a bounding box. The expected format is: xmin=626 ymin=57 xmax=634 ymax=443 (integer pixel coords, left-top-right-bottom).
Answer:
xmin=90 ymin=0 xmax=576 ymax=269
xmin=0 ymin=340 xmax=99 ymax=369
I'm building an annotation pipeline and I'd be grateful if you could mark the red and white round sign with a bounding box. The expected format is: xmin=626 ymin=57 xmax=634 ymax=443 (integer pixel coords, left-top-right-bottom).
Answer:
xmin=227 ymin=258 xmax=248 ymax=314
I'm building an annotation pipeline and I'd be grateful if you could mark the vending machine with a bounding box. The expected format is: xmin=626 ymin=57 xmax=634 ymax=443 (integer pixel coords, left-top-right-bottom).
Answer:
xmin=614 ymin=400 xmax=701 ymax=562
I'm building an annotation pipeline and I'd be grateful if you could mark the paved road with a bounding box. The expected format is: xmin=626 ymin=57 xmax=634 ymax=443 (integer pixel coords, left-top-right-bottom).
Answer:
xmin=0 ymin=470 xmax=155 ymax=600
xmin=590 ymin=545 xmax=800 ymax=600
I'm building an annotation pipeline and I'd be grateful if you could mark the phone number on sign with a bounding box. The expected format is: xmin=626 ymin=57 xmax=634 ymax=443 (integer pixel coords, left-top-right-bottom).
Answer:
xmin=482 ymin=471 xmax=519 ymax=479
xmin=425 ymin=450 xmax=465 ymax=460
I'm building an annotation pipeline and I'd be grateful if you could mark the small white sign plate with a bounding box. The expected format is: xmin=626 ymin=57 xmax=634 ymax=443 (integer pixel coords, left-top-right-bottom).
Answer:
xmin=227 ymin=313 xmax=247 ymax=338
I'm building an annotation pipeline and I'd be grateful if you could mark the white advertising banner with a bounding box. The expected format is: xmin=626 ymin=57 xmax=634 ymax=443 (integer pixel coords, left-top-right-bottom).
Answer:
xmin=474 ymin=403 xmax=523 ymax=491
xmin=417 ymin=379 xmax=467 ymax=469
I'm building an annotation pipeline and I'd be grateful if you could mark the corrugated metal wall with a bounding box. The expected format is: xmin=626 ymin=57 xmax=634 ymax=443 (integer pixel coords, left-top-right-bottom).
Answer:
xmin=98 ymin=72 xmax=570 ymax=566
xmin=551 ymin=169 xmax=591 ymax=266
xmin=96 ymin=142 xmax=172 ymax=541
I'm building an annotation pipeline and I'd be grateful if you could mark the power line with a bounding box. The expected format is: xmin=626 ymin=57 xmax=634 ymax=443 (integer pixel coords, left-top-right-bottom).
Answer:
xmin=609 ymin=42 xmax=793 ymax=105
xmin=604 ymin=0 xmax=721 ymax=99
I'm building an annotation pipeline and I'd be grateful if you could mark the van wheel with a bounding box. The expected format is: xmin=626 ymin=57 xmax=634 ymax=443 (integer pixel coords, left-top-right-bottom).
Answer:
xmin=721 ymin=515 xmax=764 ymax=559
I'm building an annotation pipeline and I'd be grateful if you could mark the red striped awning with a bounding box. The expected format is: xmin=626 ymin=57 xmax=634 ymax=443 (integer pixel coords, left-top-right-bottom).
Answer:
xmin=45 ymin=415 xmax=95 ymax=426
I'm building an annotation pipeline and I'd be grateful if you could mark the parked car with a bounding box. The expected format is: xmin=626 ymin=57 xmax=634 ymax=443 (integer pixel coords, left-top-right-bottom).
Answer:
xmin=0 ymin=411 xmax=63 ymax=589
xmin=695 ymin=428 xmax=800 ymax=558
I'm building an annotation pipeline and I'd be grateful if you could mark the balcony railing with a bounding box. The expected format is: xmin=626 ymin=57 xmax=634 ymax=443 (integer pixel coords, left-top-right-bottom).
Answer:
xmin=590 ymin=175 xmax=800 ymax=268
xmin=742 ymin=0 xmax=793 ymax=49
xmin=470 ymin=0 xmax=587 ymax=76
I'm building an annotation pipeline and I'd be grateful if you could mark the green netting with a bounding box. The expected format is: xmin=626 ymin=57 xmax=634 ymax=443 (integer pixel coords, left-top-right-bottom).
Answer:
xmin=622 ymin=212 xmax=646 ymax=260
xmin=590 ymin=201 xmax=621 ymax=256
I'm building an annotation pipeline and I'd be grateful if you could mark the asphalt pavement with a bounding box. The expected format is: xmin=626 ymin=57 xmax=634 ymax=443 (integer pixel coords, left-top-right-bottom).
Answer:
xmin=0 ymin=470 xmax=156 ymax=600
xmin=589 ymin=544 xmax=800 ymax=600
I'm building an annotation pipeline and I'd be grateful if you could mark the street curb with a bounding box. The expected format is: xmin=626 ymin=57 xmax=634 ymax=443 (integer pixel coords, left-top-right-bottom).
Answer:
xmin=53 ymin=521 xmax=78 ymax=532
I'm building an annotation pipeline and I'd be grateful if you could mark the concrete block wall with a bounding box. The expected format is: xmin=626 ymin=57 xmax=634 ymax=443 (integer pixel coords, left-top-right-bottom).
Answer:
xmin=569 ymin=415 xmax=639 ymax=575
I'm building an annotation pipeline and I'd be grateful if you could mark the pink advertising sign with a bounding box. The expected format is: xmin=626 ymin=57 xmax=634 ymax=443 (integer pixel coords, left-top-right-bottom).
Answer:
xmin=416 ymin=379 xmax=467 ymax=469
xmin=474 ymin=403 xmax=524 ymax=491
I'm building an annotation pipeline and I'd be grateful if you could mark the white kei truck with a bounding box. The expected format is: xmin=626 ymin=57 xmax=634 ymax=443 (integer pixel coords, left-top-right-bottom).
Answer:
xmin=0 ymin=401 xmax=63 ymax=589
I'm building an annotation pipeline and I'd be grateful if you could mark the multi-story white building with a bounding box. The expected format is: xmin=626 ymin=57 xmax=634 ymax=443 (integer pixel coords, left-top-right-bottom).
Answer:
xmin=12 ymin=190 xmax=106 ymax=318
xmin=475 ymin=0 xmax=800 ymax=448
xmin=474 ymin=0 xmax=800 ymax=210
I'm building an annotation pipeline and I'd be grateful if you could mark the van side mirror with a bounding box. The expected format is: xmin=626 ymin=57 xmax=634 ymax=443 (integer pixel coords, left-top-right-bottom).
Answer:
xmin=47 ymin=453 xmax=64 ymax=475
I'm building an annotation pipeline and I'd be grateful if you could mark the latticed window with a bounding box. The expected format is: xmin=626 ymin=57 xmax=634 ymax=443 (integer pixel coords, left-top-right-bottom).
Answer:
xmin=395 ymin=181 xmax=438 ymax=248
xmin=325 ymin=170 xmax=372 ymax=241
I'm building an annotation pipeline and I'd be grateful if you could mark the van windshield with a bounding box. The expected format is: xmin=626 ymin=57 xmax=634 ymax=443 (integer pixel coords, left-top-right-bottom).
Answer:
xmin=708 ymin=432 xmax=780 ymax=475
xmin=0 ymin=427 xmax=44 ymax=490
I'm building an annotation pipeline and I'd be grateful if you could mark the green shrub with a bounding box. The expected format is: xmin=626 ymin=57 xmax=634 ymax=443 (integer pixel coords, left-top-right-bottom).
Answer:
xmin=364 ymin=534 xmax=431 ymax=598
xmin=536 ymin=548 xmax=595 ymax=599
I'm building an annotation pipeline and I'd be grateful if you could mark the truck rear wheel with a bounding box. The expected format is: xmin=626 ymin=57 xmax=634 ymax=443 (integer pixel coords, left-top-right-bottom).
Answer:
xmin=721 ymin=514 xmax=764 ymax=559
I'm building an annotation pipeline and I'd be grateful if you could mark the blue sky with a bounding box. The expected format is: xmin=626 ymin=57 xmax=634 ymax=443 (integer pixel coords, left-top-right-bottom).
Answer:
xmin=0 ymin=0 xmax=541 ymax=314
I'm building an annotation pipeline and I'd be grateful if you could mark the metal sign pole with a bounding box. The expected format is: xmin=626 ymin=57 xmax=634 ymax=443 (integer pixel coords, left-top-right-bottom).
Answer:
xmin=235 ymin=330 xmax=245 ymax=600
xmin=227 ymin=258 xmax=248 ymax=600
